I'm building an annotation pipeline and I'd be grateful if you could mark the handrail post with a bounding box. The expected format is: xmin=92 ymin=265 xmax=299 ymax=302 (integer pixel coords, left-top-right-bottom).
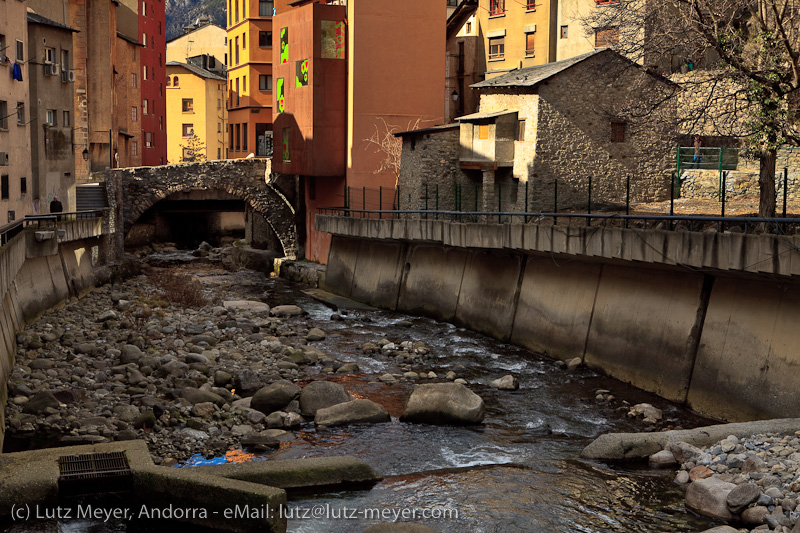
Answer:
xmin=669 ymin=172 xmax=675 ymax=230
xmin=721 ymin=170 xmax=727 ymax=232
xmin=554 ymin=180 xmax=558 ymax=225
xmin=586 ymin=175 xmax=592 ymax=226
xmin=783 ymin=167 xmax=789 ymax=218
xmin=625 ymin=175 xmax=630 ymax=229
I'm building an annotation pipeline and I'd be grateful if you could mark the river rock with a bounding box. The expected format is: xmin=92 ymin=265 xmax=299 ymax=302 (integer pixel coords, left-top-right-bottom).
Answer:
xmin=251 ymin=380 xmax=301 ymax=415
xmin=400 ymin=383 xmax=485 ymax=425
xmin=698 ymin=527 xmax=739 ymax=533
xmin=120 ymin=344 xmax=143 ymax=365
xmin=193 ymin=402 xmax=216 ymax=418
xmin=241 ymin=431 xmax=280 ymax=451
xmin=315 ymin=399 xmax=390 ymax=427
xmin=181 ymin=387 xmax=226 ymax=406
xmin=742 ymin=454 xmax=766 ymax=473
xmin=565 ymin=357 xmax=582 ymax=370
xmin=306 ymin=328 xmax=326 ymax=341
xmin=133 ymin=410 xmax=156 ymax=429
xmin=336 ymin=362 xmax=360 ymax=374
xmin=97 ymin=310 xmax=118 ymax=322
xmin=685 ymin=477 xmax=737 ymax=521
xmin=668 ymin=441 xmax=711 ymax=465
xmin=727 ymin=483 xmax=761 ymax=514
xmin=270 ymin=305 xmax=304 ymax=317
xmin=649 ymin=449 xmax=678 ymax=468
xmin=689 ymin=465 xmax=714 ymax=481
xmin=299 ymin=381 xmax=353 ymax=416
xmin=22 ymin=391 xmax=60 ymax=414
xmin=214 ymin=370 xmax=233 ymax=387
xmin=629 ymin=403 xmax=663 ymax=423
xmin=223 ymin=300 xmax=270 ymax=313
xmin=113 ymin=404 xmax=140 ymax=423
xmin=491 ymin=375 xmax=519 ymax=391
xmin=266 ymin=411 xmax=303 ymax=428
xmin=234 ymin=369 xmax=262 ymax=396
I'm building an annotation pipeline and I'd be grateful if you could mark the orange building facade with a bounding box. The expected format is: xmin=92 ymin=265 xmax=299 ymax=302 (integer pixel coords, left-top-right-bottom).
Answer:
xmin=273 ymin=0 xmax=445 ymax=263
xmin=227 ymin=0 xmax=290 ymax=158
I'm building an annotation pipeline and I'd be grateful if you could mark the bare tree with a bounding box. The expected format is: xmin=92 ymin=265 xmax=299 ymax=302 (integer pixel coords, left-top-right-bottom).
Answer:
xmin=583 ymin=0 xmax=800 ymax=217
xmin=363 ymin=117 xmax=423 ymax=182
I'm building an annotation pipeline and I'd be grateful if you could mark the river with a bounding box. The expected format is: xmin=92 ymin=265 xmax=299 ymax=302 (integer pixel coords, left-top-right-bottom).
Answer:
xmin=3 ymin=255 xmax=720 ymax=532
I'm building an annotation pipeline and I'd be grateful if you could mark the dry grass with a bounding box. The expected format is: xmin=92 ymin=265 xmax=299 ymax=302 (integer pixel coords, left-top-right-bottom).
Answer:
xmin=146 ymin=270 xmax=208 ymax=308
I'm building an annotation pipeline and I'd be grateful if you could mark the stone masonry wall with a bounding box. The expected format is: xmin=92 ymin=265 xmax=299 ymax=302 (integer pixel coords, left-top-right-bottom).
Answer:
xmin=115 ymin=159 xmax=299 ymax=257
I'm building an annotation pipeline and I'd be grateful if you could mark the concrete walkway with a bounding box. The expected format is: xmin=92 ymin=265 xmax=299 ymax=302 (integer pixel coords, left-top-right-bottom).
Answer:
xmin=0 ymin=440 xmax=381 ymax=532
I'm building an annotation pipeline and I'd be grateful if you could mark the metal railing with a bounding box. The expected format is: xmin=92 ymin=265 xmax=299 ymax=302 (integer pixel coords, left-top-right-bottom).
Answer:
xmin=317 ymin=207 xmax=800 ymax=235
xmin=0 ymin=209 xmax=105 ymax=248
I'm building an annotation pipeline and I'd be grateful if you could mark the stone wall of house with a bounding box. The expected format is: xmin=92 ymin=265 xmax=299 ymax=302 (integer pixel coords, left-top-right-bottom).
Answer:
xmin=680 ymin=168 xmax=800 ymax=204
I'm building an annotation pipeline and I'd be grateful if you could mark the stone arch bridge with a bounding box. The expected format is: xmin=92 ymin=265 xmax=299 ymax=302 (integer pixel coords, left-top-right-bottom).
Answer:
xmin=108 ymin=159 xmax=298 ymax=256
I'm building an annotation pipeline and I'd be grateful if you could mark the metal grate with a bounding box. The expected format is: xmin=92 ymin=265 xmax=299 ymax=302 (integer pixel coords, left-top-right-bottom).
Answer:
xmin=58 ymin=452 xmax=132 ymax=496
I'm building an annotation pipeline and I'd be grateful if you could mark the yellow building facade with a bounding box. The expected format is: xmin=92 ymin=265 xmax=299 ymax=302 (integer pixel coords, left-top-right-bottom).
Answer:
xmin=166 ymin=22 xmax=227 ymax=69
xmin=166 ymin=62 xmax=227 ymax=163
xmin=479 ymin=0 xmax=558 ymax=79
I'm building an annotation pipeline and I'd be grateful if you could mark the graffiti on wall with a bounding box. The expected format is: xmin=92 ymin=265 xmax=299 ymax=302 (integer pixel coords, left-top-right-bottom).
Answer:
xmin=295 ymin=59 xmax=309 ymax=87
xmin=321 ymin=21 xmax=345 ymax=59
xmin=282 ymin=128 xmax=290 ymax=163
xmin=276 ymin=78 xmax=285 ymax=113
xmin=280 ymin=28 xmax=289 ymax=64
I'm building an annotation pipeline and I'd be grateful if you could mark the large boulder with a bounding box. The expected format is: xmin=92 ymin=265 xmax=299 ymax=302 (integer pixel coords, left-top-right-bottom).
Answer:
xmin=22 ymin=391 xmax=60 ymax=414
xmin=251 ymin=380 xmax=301 ymax=415
xmin=181 ymin=387 xmax=226 ymax=406
xmin=400 ymin=383 xmax=485 ymax=425
xmin=120 ymin=344 xmax=143 ymax=365
xmin=685 ymin=477 xmax=737 ymax=521
xmin=315 ymin=399 xmax=390 ymax=427
xmin=726 ymin=482 xmax=761 ymax=514
xmin=233 ymin=369 xmax=262 ymax=396
xmin=299 ymin=381 xmax=353 ymax=416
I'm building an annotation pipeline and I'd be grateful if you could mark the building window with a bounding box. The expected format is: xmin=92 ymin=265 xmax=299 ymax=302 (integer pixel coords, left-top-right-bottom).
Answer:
xmin=15 ymin=40 xmax=23 ymax=62
xmin=167 ymin=77 xmax=171 ymax=87
xmin=488 ymin=37 xmax=504 ymax=60
xmin=182 ymin=124 xmax=194 ymax=137
xmin=132 ymin=141 xmax=139 ymax=156
xmin=518 ymin=120 xmax=526 ymax=141
xmin=259 ymin=31 xmax=272 ymax=48
xmin=61 ymin=50 xmax=69 ymax=70
xmin=142 ymin=33 xmax=147 ymax=47
xmin=259 ymin=0 xmax=273 ymax=17
xmin=142 ymin=2 xmax=146 ymax=16
xmin=229 ymin=124 xmax=233 ymax=150
xmin=242 ymin=32 xmax=246 ymax=49
xmin=525 ymin=33 xmax=535 ymax=57
xmin=479 ymin=124 xmax=489 ymax=140
xmin=63 ymin=110 xmax=70 ymax=127
xmin=466 ymin=21 xmax=472 ymax=33
xmin=143 ymin=65 xmax=148 ymax=81
xmin=173 ymin=76 xmax=179 ymax=86
xmin=44 ymin=47 xmax=55 ymax=64
xmin=16 ymin=102 xmax=24 ymax=126
xmin=595 ymin=27 xmax=619 ymax=48
xmin=526 ymin=0 xmax=536 ymax=9
xmin=159 ymin=116 xmax=163 ymax=131
xmin=0 ymin=35 xmax=6 ymax=63
xmin=182 ymin=98 xmax=194 ymax=113
xmin=560 ymin=25 xmax=568 ymax=39
xmin=489 ymin=0 xmax=505 ymax=16
xmin=0 ymin=101 xmax=7 ymax=130
xmin=235 ymin=36 xmax=240 ymax=64
xmin=218 ymin=147 xmax=221 ymax=159
xmin=235 ymin=0 xmax=239 ymax=23
xmin=46 ymin=109 xmax=57 ymax=126
xmin=143 ymin=100 xmax=149 ymax=115
xmin=132 ymin=106 xmax=138 ymax=122
xmin=217 ymin=98 xmax=221 ymax=109
xmin=235 ymin=123 xmax=240 ymax=151
xmin=1 ymin=175 xmax=8 ymax=200
xmin=447 ymin=0 xmax=458 ymax=5
xmin=611 ymin=121 xmax=626 ymax=142
xmin=243 ymin=123 xmax=248 ymax=151
xmin=145 ymin=132 xmax=153 ymax=148
xmin=159 ymin=53 xmax=162 ymax=67
xmin=132 ymin=73 xmax=137 ymax=87
xmin=182 ymin=147 xmax=194 ymax=161
xmin=20 ymin=177 xmax=26 ymax=195
xmin=259 ymin=74 xmax=272 ymax=91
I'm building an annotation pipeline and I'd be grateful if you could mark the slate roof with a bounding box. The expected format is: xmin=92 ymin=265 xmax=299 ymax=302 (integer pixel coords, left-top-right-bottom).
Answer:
xmin=166 ymin=61 xmax=226 ymax=81
xmin=27 ymin=12 xmax=79 ymax=33
xmin=471 ymin=50 xmax=608 ymax=89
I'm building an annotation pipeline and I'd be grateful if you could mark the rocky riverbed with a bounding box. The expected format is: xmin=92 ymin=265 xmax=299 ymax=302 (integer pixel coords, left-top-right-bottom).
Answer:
xmin=643 ymin=432 xmax=800 ymax=532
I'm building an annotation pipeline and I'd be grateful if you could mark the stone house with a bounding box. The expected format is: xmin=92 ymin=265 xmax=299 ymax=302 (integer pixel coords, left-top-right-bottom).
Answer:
xmin=397 ymin=49 xmax=678 ymax=215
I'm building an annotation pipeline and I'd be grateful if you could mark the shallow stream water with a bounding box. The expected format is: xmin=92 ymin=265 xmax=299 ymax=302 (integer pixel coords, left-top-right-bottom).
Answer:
xmin=3 ymin=256 xmax=721 ymax=532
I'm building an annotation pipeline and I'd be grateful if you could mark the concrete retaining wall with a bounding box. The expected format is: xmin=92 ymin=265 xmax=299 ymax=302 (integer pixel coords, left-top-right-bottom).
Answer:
xmin=0 ymin=221 xmax=110 ymax=451
xmin=322 ymin=219 xmax=800 ymax=422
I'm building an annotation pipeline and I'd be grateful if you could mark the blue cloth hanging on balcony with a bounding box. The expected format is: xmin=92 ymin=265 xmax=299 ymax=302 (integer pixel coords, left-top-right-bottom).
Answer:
xmin=12 ymin=62 xmax=23 ymax=81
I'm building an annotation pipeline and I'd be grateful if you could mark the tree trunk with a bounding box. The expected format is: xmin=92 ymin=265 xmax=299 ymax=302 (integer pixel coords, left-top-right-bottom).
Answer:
xmin=758 ymin=148 xmax=777 ymax=218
